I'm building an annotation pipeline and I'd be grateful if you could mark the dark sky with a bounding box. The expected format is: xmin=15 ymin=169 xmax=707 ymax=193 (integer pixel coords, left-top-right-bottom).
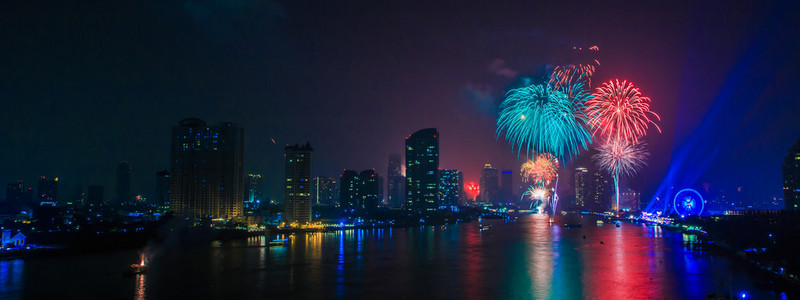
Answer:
xmin=2 ymin=1 xmax=799 ymax=205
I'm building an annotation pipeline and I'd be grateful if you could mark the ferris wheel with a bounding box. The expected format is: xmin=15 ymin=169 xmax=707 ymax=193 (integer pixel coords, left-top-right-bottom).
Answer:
xmin=673 ymin=188 xmax=704 ymax=216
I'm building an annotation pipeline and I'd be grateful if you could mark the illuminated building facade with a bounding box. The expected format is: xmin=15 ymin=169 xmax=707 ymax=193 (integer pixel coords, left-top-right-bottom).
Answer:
xmin=312 ymin=176 xmax=338 ymax=206
xmin=339 ymin=170 xmax=360 ymax=211
xmin=574 ymin=168 xmax=589 ymax=210
xmin=619 ymin=188 xmax=641 ymax=212
xmin=387 ymin=153 xmax=405 ymax=208
xmin=439 ymin=169 xmax=462 ymax=210
xmin=479 ymin=164 xmax=499 ymax=204
xmin=405 ymin=128 xmax=439 ymax=212
xmin=245 ymin=173 xmax=264 ymax=211
xmin=116 ymin=161 xmax=132 ymax=206
xmin=591 ymin=171 xmax=613 ymax=212
xmin=155 ymin=170 xmax=170 ymax=211
xmin=36 ymin=176 xmax=58 ymax=206
xmin=784 ymin=138 xmax=800 ymax=211
xmin=169 ymin=118 xmax=244 ymax=221
xmin=284 ymin=143 xmax=313 ymax=224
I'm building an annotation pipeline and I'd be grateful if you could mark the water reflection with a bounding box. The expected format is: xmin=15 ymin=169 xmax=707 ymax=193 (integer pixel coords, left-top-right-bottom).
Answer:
xmin=0 ymin=259 xmax=23 ymax=295
xmin=528 ymin=214 xmax=553 ymax=299
xmin=134 ymin=274 xmax=146 ymax=300
xmin=3 ymin=214 xmax=780 ymax=299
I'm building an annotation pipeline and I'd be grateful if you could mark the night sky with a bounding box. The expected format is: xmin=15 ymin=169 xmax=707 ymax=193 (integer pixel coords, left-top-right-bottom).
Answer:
xmin=2 ymin=1 xmax=799 ymax=206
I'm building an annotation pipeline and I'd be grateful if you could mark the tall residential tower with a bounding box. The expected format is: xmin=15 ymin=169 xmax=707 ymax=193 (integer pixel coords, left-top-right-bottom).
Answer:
xmin=169 ymin=118 xmax=244 ymax=221
xmin=284 ymin=143 xmax=313 ymax=224
xmin=405 ymin=128 xmax=439 ymax=212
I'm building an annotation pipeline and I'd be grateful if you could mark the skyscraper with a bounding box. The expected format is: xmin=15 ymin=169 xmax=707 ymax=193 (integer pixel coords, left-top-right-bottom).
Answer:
xmin=116 ymin=161 xmax=132 ymax=206
xmin=360 ymin=170 xmax=380 ymax=211
xmin=312 ymin=176 xmax=339 ymax=206
xmin=284 ymin=143 xmax=313 ymax=225
xmin=245 ymin=173 xmax=264 ymax=211
xmin=340 ymin=170 xmax=360 ymax=212
xmin=783 ymin=138 xmax=800 ymax=211
xmin=155 ymin=170 xmax=170 ymax=211
xmin=387 ymin=153 xmax=405 ymax=208
xmin=500 ymin=170 xmax=513 ymax=203
xmin=574 ymin=168 xmax=589 ymax=210
xmin=169 ymin=118 xmax=244 ymax=221
xmin=405 ymin=128 xmax=439 ymax=212
xmin=36 ymin=176 xmax=58 ymax=206
xmin=479 ymin=164 xmax=499 ymax=204
xmin=591 ymin=171 xmax=613 ymax=212
xmin=439 ymin=169 xmax=462 ymax=210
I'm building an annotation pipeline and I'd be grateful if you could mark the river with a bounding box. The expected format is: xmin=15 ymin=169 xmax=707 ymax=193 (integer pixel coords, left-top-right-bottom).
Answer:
xmin=0 ymin=213 xmax=790 ymax=299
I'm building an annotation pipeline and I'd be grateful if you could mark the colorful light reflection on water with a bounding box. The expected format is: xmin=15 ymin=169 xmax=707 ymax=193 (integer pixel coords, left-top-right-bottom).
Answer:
xmin=0 ymin=214 xmax=787 ymax=299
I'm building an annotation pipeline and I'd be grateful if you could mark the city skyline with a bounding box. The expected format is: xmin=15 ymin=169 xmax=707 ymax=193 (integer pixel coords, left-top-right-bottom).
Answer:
xmin=1 ymin=1 xmax=799 ymax=211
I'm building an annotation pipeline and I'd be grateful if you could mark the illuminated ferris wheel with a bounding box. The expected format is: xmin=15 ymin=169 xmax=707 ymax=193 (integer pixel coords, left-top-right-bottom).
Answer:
xmin=673 ymin=188 xmax=704 ymax=216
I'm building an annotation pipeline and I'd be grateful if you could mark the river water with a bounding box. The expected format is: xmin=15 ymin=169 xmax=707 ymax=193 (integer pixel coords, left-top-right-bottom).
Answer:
xmin=0 ymin=214 xmax=791 ymax=299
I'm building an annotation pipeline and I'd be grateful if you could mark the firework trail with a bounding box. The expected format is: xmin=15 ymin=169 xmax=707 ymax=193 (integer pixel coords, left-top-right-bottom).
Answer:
xmin=593 ymin=138 xmax=649 ymax=212
xmin=496 ymin=83 xmax=592 ymax=161
xmin=585 ymin=79 xmax=661 ymax=143
xmin=557 ymin=45 xmax=601 ymax=86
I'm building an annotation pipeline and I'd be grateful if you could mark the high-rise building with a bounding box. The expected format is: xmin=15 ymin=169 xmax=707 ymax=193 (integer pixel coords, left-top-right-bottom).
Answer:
xmin=116 ymin=161 xmax=132 ymax=206
xmin=312 ymin=176 xmax=339 ymax=206
xmin=169 ymin=118 xmax=244 ymax=221
xmin=36 ymin=176 xmax=58 ymax=206
xmin=619 ymin=188 xmax=641 ymax=212
xmin=784 ymin=138 xmax=800 ymax=211
xmin=405 ymin=128 xmax=439 ymax=212
xmin=360 ymin=170 xmax=381 ymax=211
xmin=340 ymin=170 xmax=360 ymax=211
xmin=574 ymin=168 xmax=589 ymax=210
xmin=479 ymin=164 xmax=499 ymax=204
xmin=284 ymin=143 xmax=313 ymax=225
xmin=387 ymin=153 xmax=405 ymax=208
xmin=5 ymin=180 xmax=33 ymax=205
xmin=87 ymin=185 xmax=104 ymax=206
xmin=245 ymin=173 xmax=264 ymax=211
xmin=591 ymin=171 xmax=613 ymax=212
xmin=439 ymin=169 xmax=462 ymax=210
xmin=500 ymin=170 xmax=513 ymax=203
xmin=155 ymin=170 xmax=170 ymax=210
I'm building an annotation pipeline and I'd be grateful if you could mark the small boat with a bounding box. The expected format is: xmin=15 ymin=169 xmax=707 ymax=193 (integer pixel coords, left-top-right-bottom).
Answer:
xmin=125 ymin=254 xmax=147 ymax=275
xmin=596 ymin=220 xmax=604 ymax=225
xmin=564 ymin=224 xmax=582 ymax=228
xmin=615 ymin=221 xmax=621 ymax=228
xmin=479 ymin=224 xmax=492 ymax=230
xmin=269 ymin=239 xmax=288 ymax=246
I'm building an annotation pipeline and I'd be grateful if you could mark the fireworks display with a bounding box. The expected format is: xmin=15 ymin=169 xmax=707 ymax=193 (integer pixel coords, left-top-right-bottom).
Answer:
xmin=594 ymin=138 xmax=649 ymax=212
xmin=496 ymin=83 xmax=592 ymax=161
xmin=465 ymin=182 xmax=480 ymax=200
xmin=521 ymin=153 xmax=560 ymax=186
xmin=593 ymin=138 xmax=648 ymax=177
xmin=585 ymin=79 xmax=661 ymax=143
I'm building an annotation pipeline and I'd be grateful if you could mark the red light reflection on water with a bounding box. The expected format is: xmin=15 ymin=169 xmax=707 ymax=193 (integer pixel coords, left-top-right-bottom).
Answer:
xmin=580 ymin=222 xmax=665 ymax=299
